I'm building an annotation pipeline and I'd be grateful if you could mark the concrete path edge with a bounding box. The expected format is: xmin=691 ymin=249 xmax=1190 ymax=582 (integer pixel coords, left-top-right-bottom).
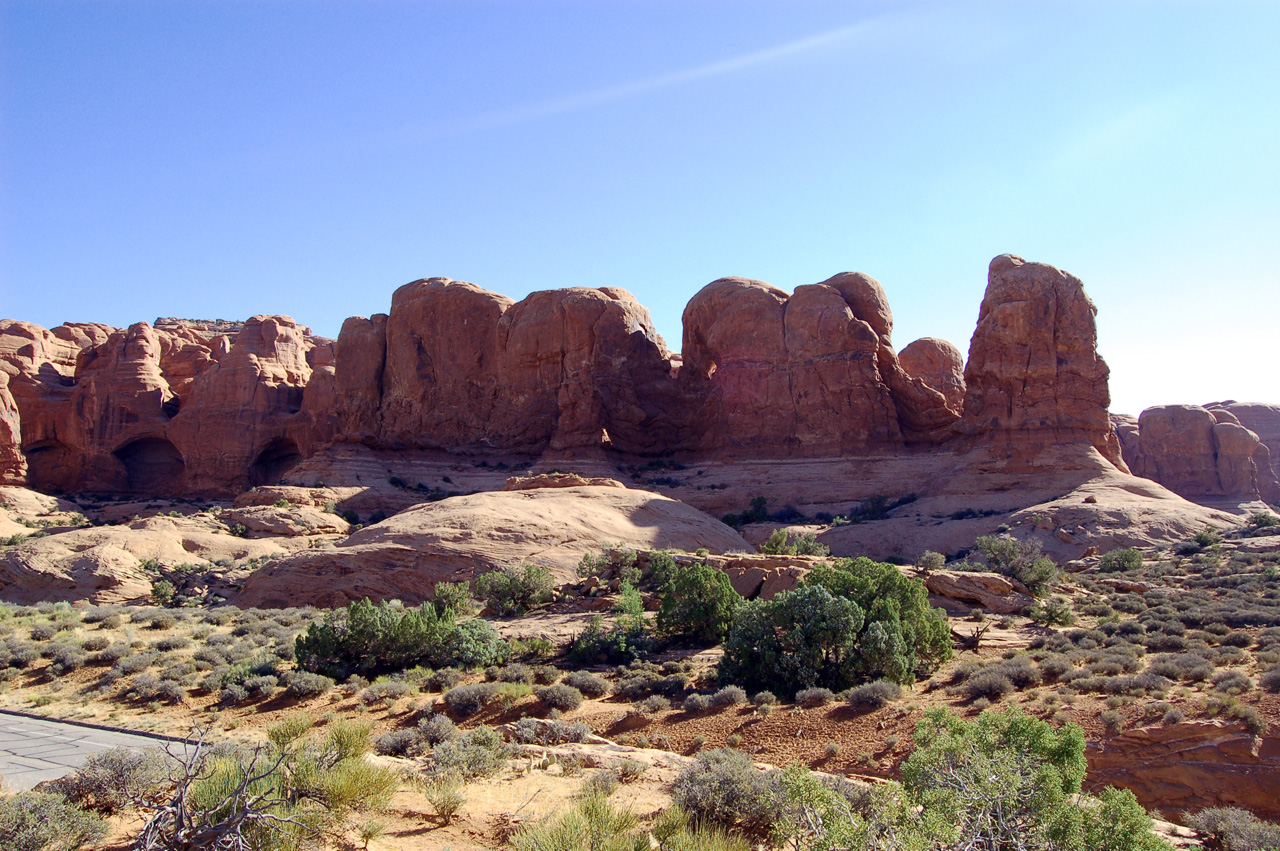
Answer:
xmin=0 ymin=708 xmax=195 ymax=745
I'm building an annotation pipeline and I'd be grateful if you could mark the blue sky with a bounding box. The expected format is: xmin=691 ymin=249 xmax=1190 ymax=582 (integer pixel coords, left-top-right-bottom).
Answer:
xmin=2 ymin=0 xmax=1277 ymax=415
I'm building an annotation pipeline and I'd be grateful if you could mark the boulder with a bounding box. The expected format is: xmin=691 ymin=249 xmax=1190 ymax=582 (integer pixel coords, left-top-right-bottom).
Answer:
xmin=923 ymin=570 xmax=1033 ymax=614
xmin=899 ymin=337 xmax=966 ymax=412
xmin=218 ymin=505 xmax=351 ymax=537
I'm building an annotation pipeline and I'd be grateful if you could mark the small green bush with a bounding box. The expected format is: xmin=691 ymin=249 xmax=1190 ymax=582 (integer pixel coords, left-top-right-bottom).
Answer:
xmin=535 ymin=684 xmax=584 ymax=712
xmin=1099 ymin=548 xmax=1144 ymax=573
xmin=972 ymin=535 xmax=1060 ymax=595
xmin=759 ymin=528 xmax=830 ymax=557
xmin=719 ymin=558 xmax=950 ymax=697
xmin=294 ymin=597 xmax=509 ymax=678
xmin=794 ymin=687 xmax=834 ymax=706
xmin=1184 ymin=806 xmax=1280 ymax=851
xmin=473 ymin=564 xmax=555 ymax=616
xmin=562 ymin=670 xmax=609 ymax=698
xmin=431 ymin=725 xmax=509 ymax=779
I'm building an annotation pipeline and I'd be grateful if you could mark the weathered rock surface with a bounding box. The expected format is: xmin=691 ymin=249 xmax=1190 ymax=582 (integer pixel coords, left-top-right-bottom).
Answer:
xmin=5 ymin=252 xmax=1250 ymax=575
xmin=899 ymin=337 xmax=966 ymax=412
xmin=1086 ymin=721 xmax=1280 ymax=821
xmin=219 ymin=505 xmax=351 ymax=537
xmin=0 ymin=372 xmax=24 ymax=485
xmin=957 ymin=255 xmax=1123 ymax=468
xmin=0 ymin=315 xmax=326 ymax=496
xmin=923 ymin=570 xmax=1032 ymax=614
xmin=0 ymin=509 xmax=309 ymax=604
xmin=235 ymin=483 xmax=751 ymax=608
xmin=1113 ymin=404 xmax=1280 ymax=504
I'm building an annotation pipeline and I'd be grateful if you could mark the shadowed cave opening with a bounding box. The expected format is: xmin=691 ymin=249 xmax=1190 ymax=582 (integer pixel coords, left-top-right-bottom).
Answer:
xmin=252 ymin=438 xmax=302 ymax=486
xmin=113 ymin=437 xmax=186 ymax=495
xmin=23 ymin=441 xmax=75 ymax=493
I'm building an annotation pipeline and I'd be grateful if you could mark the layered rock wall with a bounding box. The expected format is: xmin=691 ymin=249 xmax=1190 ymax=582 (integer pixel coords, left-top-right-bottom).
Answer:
xmin=1 ymin=254 xmax=1130 ymax=497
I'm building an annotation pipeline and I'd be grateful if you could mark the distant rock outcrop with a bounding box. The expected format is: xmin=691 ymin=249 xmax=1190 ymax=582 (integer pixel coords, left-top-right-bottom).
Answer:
xmin=1086 ymin=721 xmax=1280 ymax=822
xmin=1112 ymin=403 xmax=1280 ymax=504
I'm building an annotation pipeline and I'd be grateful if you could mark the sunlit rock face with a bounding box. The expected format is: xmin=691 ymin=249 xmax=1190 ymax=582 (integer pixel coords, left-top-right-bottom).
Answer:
xmin=2 ymin=254 xmax=1138 ymax=497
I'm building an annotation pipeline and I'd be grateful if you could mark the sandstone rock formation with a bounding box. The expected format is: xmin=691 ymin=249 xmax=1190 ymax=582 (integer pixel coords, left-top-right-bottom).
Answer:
xmin=1113 ymin=404 xmax=1280 ymax=504
xmin=1086 ymin=721 xmax=1280 ymax=821
xmin=0 ymin=315 xmax=329 ymax=496
xmin=957 ymin=255 xmax=1124 ymax=469
xmin=899 ymin=337 xmax=965 ymax=411
xmin=0 ymin=506 xmax=320 ymax=605
xmin=235 ymin=482 xmax=752 ymax=608
xmin=2 ymin=255 xmax=1137 ymax=498
xmin=923 ymin=570 xmax=1033 ymax=614
xmin=0 ymin=372 xmax=24 ymax=485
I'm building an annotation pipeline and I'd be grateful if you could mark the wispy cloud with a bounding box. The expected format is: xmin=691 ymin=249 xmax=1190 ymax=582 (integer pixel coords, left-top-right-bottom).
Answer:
xmin=439 ymin=21 xmax=880 ymax=136
xmin=1052 ymin=93 xmax=1188 ymax=169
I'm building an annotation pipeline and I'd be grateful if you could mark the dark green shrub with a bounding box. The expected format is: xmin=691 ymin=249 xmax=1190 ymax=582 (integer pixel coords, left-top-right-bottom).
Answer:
xmin=719 ymin=558 xmax=950 ymax=697
xmin=1029 ymin=597 xmax=1075 ymax=626
xmin=656 ymin=562 xmax=741 ymax=643
xmin=473 ymin=564 xmax=555 ymax=616
xmin=567 ymin=585 xmax=653 ymax=665
xmin=294 ymin=598 xmax=509 ymax=678
xmin=972 ymin=535 xmax=1061 ymax=595
xmin=431 ymin=581 xmax=473 ymax=617
xmin=759 ymin=529 xmax=830 ymax=557
xmin=1098 ymin=548 xmax=1144 ymax=573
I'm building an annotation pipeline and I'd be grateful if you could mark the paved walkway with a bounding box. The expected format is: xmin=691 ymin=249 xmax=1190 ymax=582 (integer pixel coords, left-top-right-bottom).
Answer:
xmin=0 ymin=711 xmax=166 ymax=791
